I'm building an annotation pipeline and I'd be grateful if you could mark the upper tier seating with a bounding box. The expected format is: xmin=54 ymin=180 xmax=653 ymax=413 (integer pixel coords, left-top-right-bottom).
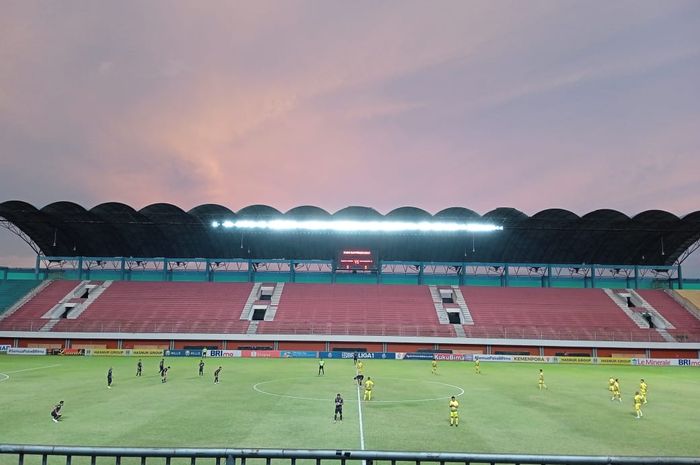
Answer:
xmin=459 ymin=287 xmax=664 ymax=341
xmin=0 ymin=280 xmax=79 ymax=331
xmin=676 ymin=290 xmax=700 ymax=315
xmin=52 ymin=281 xmax=254 ymax=333
xmin=0 ymin=280 xmax=42 ymax=316
xmin=256 ymin=283 xmax=454 ymax=337
xmin=636 ymin=290 xmax=700 ymax=338
xmin=2 ymin=280 xmax=697 ymax=341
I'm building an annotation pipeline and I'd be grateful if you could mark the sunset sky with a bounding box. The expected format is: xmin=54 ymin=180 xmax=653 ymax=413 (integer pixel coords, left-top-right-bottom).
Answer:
xmin=1 ymin=1 xmax=699 ymax=273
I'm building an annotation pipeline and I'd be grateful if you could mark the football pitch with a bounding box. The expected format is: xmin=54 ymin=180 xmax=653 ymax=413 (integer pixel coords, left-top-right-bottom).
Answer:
xmin=1 ymin=355 xmax=700 ymax=462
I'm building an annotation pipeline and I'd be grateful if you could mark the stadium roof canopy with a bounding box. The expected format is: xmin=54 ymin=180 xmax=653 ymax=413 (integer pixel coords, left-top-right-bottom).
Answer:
xmin=1 ymin=201 xmax=700 ymax=266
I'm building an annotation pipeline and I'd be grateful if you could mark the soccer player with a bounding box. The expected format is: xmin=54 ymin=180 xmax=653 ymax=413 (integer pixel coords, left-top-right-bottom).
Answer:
xmin=353 ymin=352 xmax=358 ymax=365
xmin=136 ymin=359 xmax=143 ymax=377
xmin=161 ymin=366 xmax=170 ymax=383
xmin=363 ymin=376 xmax=374 ymax=401
xmin=159 ymin=358 xmax=165 ymax=375
xmin=334 ymin=393 xmax=344 ymax=422
xmin=608 ymin=377 xmax=615 ymax=396
xmin=612 ymin=378 xmax=621 ymax=402
xmin=199 ymin=359 xmax=205 ymax=376
xmin=357 ymin=360 xmax=364 ymax=374
xmin=633 ymin=391 xmax=644 ymax=419
xmin=640 ymin=379 xmax=648 ymax=404
xmin=318 ymin=359 xmax=325 ymax=376
xmin=107 ymin=368 xmax=113 ymax=389
xmin=214 ymin=366 xmax=222 ymax=384
xmin=431 ymin=359 xmax=438 ymax=375
xmin=51 ymin=401 xmax=64 ymax=423
xmin=353 ymin=374 xmax=364 ymax=386
xmin=449 ymin=395 xmax=459 ymax=426
xmin=475 ymin=359 xmax=481 ymax=374
xmin=538 ymin=369 xmax=547 ymax=390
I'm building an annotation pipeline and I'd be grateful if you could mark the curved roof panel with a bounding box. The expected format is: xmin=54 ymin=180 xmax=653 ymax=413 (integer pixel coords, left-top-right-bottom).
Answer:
xmin=1 ymin=201 xmax=699 ymax=266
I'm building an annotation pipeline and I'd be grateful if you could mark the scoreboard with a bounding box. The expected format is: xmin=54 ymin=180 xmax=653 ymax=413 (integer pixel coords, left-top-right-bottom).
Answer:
xmin=338 ymin=250 xmax=375 ymax=271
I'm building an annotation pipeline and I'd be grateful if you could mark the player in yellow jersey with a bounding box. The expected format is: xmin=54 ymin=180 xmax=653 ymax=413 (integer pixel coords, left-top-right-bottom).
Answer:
xmin=363 ymin=376 xmax=374 ymax=401
xmin=448 ymin=396 xmax=459 ymax=426
xmin=608 ymin=377 xmax=615 ymax=396
xmin=639 ymin=379 xmax=648 ymax=404
xmin=357 ymin=360 xmax=364 ymax=375
xmin=612 ymin=378 xmax=621 ymax=402
xmin=475 ymin=359 xmax=481 ymax=374
xmin=538 ymin=369 xmax=547 ymax=390
xmin=431 ymin=360 xmax=438 ymax=375
xmin=633 ymin=391 xmax=644 ymax=419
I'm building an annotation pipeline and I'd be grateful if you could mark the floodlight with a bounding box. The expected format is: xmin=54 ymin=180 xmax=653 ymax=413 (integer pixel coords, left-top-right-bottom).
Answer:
xmin=210 ymin=219 xmax=503 ymax=233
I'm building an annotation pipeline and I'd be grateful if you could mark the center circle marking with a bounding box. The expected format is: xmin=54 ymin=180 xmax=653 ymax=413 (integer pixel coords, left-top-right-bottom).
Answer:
xmin=253 ymin=376 xmax=464 ymax=403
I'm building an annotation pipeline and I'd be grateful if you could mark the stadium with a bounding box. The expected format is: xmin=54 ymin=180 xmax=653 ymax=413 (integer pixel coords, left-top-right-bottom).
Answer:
xmin=1 ymin=201 xmax=700 ymax=465
xmin=3 ymin=2 xmax=700 ymax=465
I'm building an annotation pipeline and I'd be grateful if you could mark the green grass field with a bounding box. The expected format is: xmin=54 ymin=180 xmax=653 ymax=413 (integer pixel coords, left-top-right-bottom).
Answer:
xmin=1 ymin=355 xmax=700 ymax=462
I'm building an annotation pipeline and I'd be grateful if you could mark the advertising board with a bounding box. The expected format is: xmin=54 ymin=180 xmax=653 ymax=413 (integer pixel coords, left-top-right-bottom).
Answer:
xmin=595 ymin=357 xmax=631 ymax=365
xmin=207 ymin=350 xmax=242 ymax=358
xmin=473 ymin=354 xmax=514 ymax=362
xmin=557 ymin=357 xmax=593 ymax=364
xmin=86 ymin=349 xmax=127 ymax=356
xmin=281 ymin=351 xmax=318 ymax=358
xmin=434 ymin=353 xmax=472 ymax=361
xmin=164 ymin=349 xmax=203 ymax=357
xmin=242 ymin=350 xmax=280 ymax=358
xmin=130 ymin=349 xmax=164 ymax=357
xmin=7 ymin=347 xmax=47 ymax=355
xmin=320 ymin=351 xmax=396 ymax=360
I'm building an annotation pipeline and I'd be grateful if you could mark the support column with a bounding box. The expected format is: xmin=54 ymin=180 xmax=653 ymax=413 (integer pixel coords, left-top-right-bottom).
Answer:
xmin=78 ymin=256 xmax=84 ymax=281
xmin=590 ymin=265 xmax=596 ymax=289
xmin=634 ymin=265 xmax=639 ymax=289
xmin=248 ymin=259 xmax=255 ymax=282
xmin=120 ymin=258 xmax=126 ymax=281
xmin=163 ymin=258 xmax=168 ymax=281
xmin=376 ymin=260 xmax=382 ymax=284
xmin=546 ymin=265 xmax=552 ymax=288
xmin=678 ymin=264 xmax=683 ymax=289
xmin=290 ymin=260 xmax=296 ymax=283
xmin=459 ymin=263 xmax=465 ymax=286
xmin=503 ymin=266 xmax=510 ymax=287
xmin=205 ymin=260 xmax=213 ymax=282
xmin=34 ymin=254 xmax=41 ymax=279
xmin=417 ymin=263 xmax=424 ymax=285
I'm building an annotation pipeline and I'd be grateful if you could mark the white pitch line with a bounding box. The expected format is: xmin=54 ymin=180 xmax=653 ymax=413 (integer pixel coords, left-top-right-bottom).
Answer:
xmin=4 ymin=364 xmax=62 ymax=374
xmin=355 ymin=369 xmax=366 ymax=452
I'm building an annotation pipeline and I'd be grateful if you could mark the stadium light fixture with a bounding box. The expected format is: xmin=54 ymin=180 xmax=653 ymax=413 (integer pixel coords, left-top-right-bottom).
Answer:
xmin=210 ymin=219 xmax=503 ymax=233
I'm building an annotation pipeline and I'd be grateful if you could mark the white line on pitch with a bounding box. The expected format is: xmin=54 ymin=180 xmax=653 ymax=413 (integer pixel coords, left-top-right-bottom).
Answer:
xmin=4 ymin=364 xmax=62 ymax=374
xmin=355 ymin=368 xmax=366 ymax=453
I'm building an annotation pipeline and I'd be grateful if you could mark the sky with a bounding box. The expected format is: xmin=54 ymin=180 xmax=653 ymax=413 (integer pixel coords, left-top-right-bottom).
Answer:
xmin=0 ymin=0 xmax=699 ymax=274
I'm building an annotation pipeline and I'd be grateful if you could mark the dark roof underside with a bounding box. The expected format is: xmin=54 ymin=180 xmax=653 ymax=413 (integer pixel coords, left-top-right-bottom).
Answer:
xmin=1 ymin=201 xmax=699 ymax=266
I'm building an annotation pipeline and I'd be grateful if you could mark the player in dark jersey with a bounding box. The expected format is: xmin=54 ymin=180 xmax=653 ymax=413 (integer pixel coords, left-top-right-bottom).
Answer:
xmin=353 ymin=352 xmax=358 ymax=365
xmin=136 ymin=359 xmax=142 ymax=376
xmin=159 ymin=358 xmax=165 ymax=375
xmin=199 ymin=359 xmax=205 ymax=376
xmin=334 ymin=393 xmax=344 ymax=422
xmin=214 ymin=366 xmax=222 ymax=384
xmin=107 ymin=368 xmax=113 ymax=389
xmin=161 ymin=366 xmax=170 ymax=383
xmin=51 ymin=401 xmax=64 ymax=423
xmin=353 ymin=374 xmax=364 ymax=386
